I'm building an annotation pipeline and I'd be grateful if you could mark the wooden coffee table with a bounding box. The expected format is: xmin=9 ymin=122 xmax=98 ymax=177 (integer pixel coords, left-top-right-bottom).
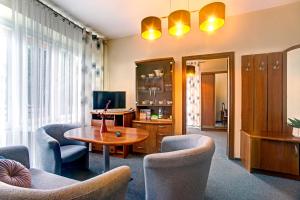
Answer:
xmin=64 ymin=126 xmax=149 ymax=172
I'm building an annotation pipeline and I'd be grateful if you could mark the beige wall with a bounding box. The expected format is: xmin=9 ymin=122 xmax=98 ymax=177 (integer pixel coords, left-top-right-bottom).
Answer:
xmin=106 ymin=2 xmax=300 ymax=158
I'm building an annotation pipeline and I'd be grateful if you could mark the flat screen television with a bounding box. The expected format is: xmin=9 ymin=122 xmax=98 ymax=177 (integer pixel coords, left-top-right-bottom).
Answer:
xmin=93 ymin=91 xmax=126 ymax=110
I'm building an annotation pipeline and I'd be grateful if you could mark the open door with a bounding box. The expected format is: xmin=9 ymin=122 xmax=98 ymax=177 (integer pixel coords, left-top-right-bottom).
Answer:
xmin=201 ymin=73 xmax=215 ymax=129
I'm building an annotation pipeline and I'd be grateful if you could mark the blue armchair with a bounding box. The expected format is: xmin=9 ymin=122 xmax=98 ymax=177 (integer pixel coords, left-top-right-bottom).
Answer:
xmin=35 ymin=124 xmax=89 ymax=175
xmin=0 ymin=145 xmax=131 ymax=200
xmin=144 ymin=134 xmax=215 ymax=200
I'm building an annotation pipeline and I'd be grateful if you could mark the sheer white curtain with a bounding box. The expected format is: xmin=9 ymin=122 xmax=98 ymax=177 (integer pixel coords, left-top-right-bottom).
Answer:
xmin=0 ymin=0 xmax=103 ymax=158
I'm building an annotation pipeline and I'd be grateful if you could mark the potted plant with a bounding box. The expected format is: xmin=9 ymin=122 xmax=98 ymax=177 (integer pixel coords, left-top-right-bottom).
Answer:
xmin=288 ymin=118 xmax=300 ymax=137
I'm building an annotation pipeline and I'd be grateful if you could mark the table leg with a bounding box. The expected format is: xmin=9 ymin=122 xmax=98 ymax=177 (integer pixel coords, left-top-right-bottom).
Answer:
xmin=103 ymin=144 xmax=110 ymax=172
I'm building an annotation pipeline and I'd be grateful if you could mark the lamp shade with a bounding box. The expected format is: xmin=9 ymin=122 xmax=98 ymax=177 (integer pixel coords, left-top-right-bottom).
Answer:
xmin=199 ymin=2 xmax=225 ymax=32
xmin=141 ymin=16 xmax=162 ymax=40
xmin=186 ymin=65 xmax=196 ymax=76
xmin=168 ymin=10 xmax=190 ymax=36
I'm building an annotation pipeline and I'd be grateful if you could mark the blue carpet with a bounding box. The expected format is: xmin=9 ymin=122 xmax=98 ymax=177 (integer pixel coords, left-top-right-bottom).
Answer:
xmin=62 ymin=128 xmax=300 ymax=200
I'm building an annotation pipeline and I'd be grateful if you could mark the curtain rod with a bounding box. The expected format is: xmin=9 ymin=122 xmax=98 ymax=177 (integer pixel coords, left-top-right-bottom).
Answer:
xmin=36 ymin=0 xmax=104 ymax=39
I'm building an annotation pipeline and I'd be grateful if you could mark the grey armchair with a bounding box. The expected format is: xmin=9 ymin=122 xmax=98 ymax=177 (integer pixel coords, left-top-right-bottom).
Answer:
xmin=144 ymin=134 xmax=215 ymax=200
xmin=0 ymin=145 xmax=131 ymax=200
xmin=35 ymin=124 xmax=89 ymax=175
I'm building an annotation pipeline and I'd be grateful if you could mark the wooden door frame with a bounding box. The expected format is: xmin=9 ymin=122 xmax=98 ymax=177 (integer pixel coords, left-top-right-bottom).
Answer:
xmin=182 ymin=52 xmax=235 ymax=159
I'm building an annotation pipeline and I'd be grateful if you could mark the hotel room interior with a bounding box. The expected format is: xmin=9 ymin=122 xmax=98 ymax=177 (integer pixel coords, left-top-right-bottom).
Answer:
xmin=0 ymin=0 xmax=300 ymax=199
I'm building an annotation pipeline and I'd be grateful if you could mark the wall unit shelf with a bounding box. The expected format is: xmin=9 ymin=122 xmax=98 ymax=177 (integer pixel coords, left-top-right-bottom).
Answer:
xmin=134 ymin=57 xmax=175 ymax=154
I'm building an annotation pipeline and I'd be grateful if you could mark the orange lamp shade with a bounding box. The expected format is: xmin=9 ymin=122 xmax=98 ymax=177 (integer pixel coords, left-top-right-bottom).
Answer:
xmin=141 ymin=16 xmax=162 ymax=40
xmin=199 ymin=2 xmax=225 ymax=32
xmin=168 ymin=10 xmax=190 ymax=36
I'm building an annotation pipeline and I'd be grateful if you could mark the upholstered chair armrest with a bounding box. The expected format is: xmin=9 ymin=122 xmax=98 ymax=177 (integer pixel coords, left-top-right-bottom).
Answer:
xmin=161 ymin=134 xmax=200 ymax=152
xmin=0 ymin=145 xmax=30 ymax=169
xmin=35 ymin=128 xmax=62 ymax=174
xmin=0 ymin=166 xmax=131 ymax=200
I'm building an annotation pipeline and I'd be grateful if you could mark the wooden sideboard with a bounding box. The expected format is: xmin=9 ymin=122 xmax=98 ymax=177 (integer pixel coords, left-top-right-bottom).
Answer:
xmin=90 ymin=110 xmax=135 ymax=158
xmin=132 ymin=120 xmax=174 ymax=154
xmin=241 ymin=131 xmax=300 ymax=176
xmin=133 ymin=57 xmax=175 ymax=154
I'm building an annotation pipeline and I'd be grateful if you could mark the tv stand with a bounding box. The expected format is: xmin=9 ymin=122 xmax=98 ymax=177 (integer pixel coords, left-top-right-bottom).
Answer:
xmin=90 ymin=110 xmax=135 ymax=158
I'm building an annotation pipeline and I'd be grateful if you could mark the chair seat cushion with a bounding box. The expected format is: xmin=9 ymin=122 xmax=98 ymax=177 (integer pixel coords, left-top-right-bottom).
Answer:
xmin=0 ymin=159 xmax=31 ymax=188
xmin=30 ymin=168 xmax=78 ymax=189
xmin=60 ymin=145 xmax=88 ymax=164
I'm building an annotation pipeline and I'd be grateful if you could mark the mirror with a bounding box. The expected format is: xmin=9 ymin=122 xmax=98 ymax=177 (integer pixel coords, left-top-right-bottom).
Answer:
xmin=287 ymin=46 xmax=300 ymax=122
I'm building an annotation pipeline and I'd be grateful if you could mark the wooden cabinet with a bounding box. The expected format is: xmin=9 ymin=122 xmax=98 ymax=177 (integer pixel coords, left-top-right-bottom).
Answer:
xmin=156 ymin=124 xmax=173 ymax=152
xmin=134 ymin=57 xmax=175 ymax=153
xmin=241 ymin=51 xmax=300 ymax=178
xmin=260 ymin=140 xmax=299 ymax=175
xmin=241 ymin=131 xmax=300 ymax=176
xmin=132 ymin=121 xmax=173 ymax=154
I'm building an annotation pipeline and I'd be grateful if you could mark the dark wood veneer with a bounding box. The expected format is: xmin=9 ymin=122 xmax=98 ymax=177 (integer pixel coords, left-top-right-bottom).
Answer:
xmin=253 ymin=54 xmax=268 ymax=134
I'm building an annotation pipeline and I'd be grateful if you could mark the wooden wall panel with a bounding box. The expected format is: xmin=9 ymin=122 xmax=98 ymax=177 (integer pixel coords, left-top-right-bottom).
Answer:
xmin=241 ymin=55 xmax=254 ymax=132
xmin=201 ymin=74 xmax=215 ymax=128
xmin=268 ymin=52 xmax=283 ymax=135
xmin=254 ymin=54 xmax=268 ymax=134
xmin=240 ymin=131 xmax=251 ymax=171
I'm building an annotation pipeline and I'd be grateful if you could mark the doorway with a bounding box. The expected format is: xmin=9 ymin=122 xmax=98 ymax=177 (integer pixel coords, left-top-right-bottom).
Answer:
xmin=182 ymin=52 xmax=235 ymax=159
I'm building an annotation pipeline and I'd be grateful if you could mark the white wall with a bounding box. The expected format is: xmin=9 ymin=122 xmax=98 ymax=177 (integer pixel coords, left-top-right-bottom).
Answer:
xmin=106 ymin=2 xmax=300 ymax=158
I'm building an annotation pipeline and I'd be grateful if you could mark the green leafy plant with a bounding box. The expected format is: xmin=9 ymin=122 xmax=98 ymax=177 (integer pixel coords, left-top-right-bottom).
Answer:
xmin=288 ymin=118 xmax=300 ymax=128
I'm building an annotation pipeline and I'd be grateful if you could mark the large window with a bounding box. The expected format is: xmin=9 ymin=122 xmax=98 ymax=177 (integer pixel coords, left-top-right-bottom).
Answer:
xmin=0 ymin=1 xmax=103 ymax=155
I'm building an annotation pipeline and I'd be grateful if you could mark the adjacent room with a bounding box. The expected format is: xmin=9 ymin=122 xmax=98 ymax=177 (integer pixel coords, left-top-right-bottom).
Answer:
xmin=0 ymin=0 xmax=300 ymax=200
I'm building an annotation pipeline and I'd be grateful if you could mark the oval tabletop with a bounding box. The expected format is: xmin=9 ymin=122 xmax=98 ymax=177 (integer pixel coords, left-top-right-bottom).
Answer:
xmin=64 ymin=126 xmax=149 ymax=145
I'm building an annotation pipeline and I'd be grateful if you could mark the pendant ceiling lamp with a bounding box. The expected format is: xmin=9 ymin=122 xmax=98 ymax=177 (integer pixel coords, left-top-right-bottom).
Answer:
xmin=199 ymin=2 xmax=225 ymax=32
xmin=140 ymin=1 xmax=226 ymax=40
xmin=168 ymin=10 xmax=190 ymax=37
xmin=141 ymin=16 xmax=162 ymax=40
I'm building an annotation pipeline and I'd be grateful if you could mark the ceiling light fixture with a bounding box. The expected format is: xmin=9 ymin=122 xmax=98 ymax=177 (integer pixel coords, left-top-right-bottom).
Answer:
xmin=141 ymin=16 xmax=162 ymax=40
xmin=199 ymin=2 xmax=225 ymax=32
xmin=141 ymin=1 xmax=225 ymax=40
xmin=168 ymin=10 xmax=190 ymax=37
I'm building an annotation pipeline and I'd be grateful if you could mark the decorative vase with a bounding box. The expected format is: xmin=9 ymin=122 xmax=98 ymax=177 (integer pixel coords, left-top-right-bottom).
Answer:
xmin=100 ymin=115 xmax=108 ymax=133
xmin=292 ymin=127 xmax=300 ymax=137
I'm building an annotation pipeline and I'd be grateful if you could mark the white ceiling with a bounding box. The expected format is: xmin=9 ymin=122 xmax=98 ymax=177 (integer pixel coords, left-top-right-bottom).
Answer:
xmin=48 ymin=0 xmax=300 ymax=39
